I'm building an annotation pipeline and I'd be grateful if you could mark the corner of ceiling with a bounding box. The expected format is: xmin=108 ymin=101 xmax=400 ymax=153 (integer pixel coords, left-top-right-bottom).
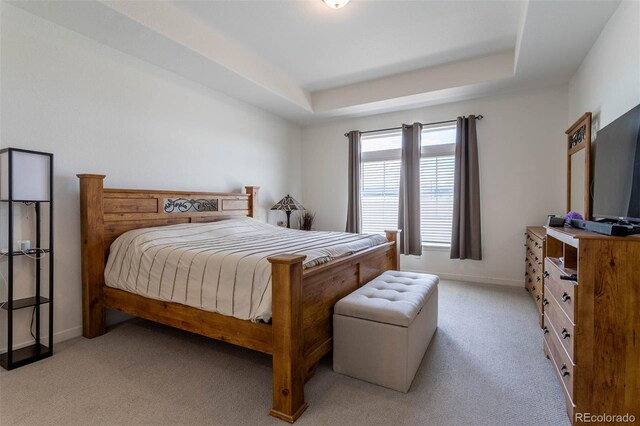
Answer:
xmin=513 ymin=0 xmax=530 ymax=75
xmin=99 ymin=0 xmax=313 ymax=113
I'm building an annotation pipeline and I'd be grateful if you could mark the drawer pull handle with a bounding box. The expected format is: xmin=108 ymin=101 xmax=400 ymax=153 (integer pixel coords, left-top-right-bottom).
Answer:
xmin=535 ymin=256 xmax=539 ymax=261
xmin=536 ymin=295 xmax=541 ymax=301
xmin=560 ymin=365 xmax=570 ymax=377
xmin=532 ymin=269 xmax=536 ymax=274
xmin=561 ymin=292 xmax=571 ymax=302
xmin=543 ymin=271 xmax=550 ymax=278
xmin=560 ymin=274 xmax=578 ymax=282
xmin=543 ymin=326 xmax=549 ymax=334
xmin=532 ymin=286 xmax=536 ymax=291
xmin=536 ymin=277 xmax=541 ymax=282
xmin=561 ymin=329 xmax=571 ymax=339
xmin=543 ymin=298 xmax=549 ymax=306
xmin=525 ymin=272 xmax=529 ymax=276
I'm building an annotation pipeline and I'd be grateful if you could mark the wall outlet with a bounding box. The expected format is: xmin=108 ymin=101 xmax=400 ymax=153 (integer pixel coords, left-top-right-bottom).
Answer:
xmin=17 ymin=240 xmax=31 ymax=251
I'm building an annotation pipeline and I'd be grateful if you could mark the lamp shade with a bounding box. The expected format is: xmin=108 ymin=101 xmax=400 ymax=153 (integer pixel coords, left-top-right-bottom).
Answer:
xmin=0 ymin=148 xmax=52 ymax=202
xmin=271 ymin=194 xmax=304 ymax=211
xmin=322 ymin=0 xmax=351 ymax=9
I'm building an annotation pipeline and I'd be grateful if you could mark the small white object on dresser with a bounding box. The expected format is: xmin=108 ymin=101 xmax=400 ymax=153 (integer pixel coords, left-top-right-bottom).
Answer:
xmin=333 ymin=270 xmax=438 ymax=392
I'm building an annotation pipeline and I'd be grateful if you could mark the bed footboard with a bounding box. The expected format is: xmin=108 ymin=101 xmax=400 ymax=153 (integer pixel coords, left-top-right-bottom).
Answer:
xmin=268 ymin=230 xmax=399 ymax=422
xmin=269 ymin=255 xmax=308 ymax=422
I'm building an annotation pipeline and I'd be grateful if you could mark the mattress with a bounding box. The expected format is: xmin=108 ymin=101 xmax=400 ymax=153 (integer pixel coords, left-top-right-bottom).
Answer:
xmin=105 ymin=217 xmax=387 ymax=322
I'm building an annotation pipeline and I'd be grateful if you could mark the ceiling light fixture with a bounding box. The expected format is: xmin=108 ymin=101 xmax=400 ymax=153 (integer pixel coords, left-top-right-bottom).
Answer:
xmin=322 ymin=0 xmax=351 ymax=9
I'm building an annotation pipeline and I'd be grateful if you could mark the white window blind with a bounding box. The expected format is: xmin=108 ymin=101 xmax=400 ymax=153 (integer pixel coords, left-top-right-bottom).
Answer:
xmin=360 ymin=125 xmax=456 ymax=246
xmin=361 ymin=159 xmax=401 ymax=235
xmin=420 ymin=154 xmax=455 ymax=244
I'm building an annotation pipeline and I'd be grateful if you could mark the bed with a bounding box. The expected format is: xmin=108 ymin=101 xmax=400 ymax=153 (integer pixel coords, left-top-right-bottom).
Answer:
xmin=78 ymin=174 xmax=399 ymax=423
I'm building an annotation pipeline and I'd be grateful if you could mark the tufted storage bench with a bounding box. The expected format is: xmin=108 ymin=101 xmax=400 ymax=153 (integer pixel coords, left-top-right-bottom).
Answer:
xmin=333 ymin=270 xmax=438 ymax=392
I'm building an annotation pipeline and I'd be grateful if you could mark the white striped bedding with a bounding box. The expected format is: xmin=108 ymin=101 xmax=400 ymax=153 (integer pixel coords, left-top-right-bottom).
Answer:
xmin=105 ymin=217 xmax=387 ymax=322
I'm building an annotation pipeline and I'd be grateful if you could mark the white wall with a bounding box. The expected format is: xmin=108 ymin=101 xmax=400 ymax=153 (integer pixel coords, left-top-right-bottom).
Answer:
xmin=0 ymin=4 xmax=301 ymax=350
xmin=301 ymin=87 xmax=567 ymax=286
xmin=568 ymin=0 xmax=640 ymax=129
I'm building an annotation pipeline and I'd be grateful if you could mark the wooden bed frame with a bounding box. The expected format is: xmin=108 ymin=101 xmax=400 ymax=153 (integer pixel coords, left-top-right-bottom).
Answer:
xmin=77 ymin=174 xmax=399 ymax=423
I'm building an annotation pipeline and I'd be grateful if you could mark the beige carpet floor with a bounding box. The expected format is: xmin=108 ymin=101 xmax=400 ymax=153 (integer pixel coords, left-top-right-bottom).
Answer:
xmin=0 ymin=280 xmax=570 ymax=426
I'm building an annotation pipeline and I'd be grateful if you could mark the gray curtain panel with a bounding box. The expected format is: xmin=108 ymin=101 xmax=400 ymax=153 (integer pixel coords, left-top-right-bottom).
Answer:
xmin=451 ymin=115 xmax=482 ymax=260
xmin=398 ymin=123 xmax=423 ymax=256
xmin=346 ymin=130 xmax=362 ymax=233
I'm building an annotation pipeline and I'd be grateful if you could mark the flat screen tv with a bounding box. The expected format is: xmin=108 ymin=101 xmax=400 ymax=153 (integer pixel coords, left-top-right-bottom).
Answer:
xmin=592 ymin=103 xmax=640 ymax=223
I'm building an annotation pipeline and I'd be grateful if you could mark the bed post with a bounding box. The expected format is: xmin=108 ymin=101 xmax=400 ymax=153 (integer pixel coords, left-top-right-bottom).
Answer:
xmin=245 ymin=186 xmax=260 ymax=219
xmin=268 ymin=254 xmax=308 ymax=423
xmin=77 ymin=174 xmax=107 ymax=338
xmin=385 ymin=230 xmax=401 ymax=270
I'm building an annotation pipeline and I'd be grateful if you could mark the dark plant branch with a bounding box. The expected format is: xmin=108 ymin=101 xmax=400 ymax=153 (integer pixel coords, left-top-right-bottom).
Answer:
xmin=298 ymin=210 xmax=316 ymax=231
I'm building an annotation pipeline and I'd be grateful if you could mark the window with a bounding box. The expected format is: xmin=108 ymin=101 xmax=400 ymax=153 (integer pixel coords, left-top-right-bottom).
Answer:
xmin=360 ymin=125 xmax=456 ymax=246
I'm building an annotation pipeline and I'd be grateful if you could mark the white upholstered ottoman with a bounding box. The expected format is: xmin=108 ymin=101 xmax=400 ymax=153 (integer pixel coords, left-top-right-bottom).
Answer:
xmin=333 ymin=270 xmax=438 ymax=392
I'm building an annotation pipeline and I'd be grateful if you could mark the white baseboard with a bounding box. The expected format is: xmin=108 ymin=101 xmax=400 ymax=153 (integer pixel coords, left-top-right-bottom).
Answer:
xmin=52 ymin=325 xmax=84 ymax=343
xmin=0 ymin=325 xmax=83 ymax=353
xmin=402 ymin=268 xmax=524 ymax=288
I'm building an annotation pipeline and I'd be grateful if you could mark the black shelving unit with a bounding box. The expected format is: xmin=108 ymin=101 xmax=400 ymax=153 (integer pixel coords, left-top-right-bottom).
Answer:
xmin=0 ymin=148 xmax=54 ymax=370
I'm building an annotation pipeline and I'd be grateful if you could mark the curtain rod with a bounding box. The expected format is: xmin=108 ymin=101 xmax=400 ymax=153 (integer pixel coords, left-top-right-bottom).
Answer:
xmin=343 ymin=115 xmax=484 ymax=137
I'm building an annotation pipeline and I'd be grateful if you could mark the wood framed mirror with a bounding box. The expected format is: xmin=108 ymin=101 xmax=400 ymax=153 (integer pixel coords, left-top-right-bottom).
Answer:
xmin=566 ymin=112 xmax=592 ymax=220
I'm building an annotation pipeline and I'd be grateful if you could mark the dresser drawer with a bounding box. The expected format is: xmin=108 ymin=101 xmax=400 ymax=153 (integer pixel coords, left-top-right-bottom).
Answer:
xmin=526 ymin=233 xmax=535 ymax=253
xmin=525 ymin=260 xmax=539 ymax=292
xmin=527 ymin=276 xmax=541 ymax=296
xmin=532 ymin=287 xmax=543 ymax=327
xmin=526 ymin=257 xmax=534 ymax=273
xmin=544 ymin=288 xmax=576 ymax=363
xmin=525 ymin=272 xmax=534 ymax=292
xmin=544 ymin=325 xmax=575 ymax=403
xmin=528 ymin=246 xmax=543 ymax=266
xmin=527 ymin=242 xmax=542 ymax=263
xmin=544 ymin=336 xmax=575 ymax=420
xmin=529 ymin=269 xmax=542 ymax=295
xmin=544 ymin=258 xmax=576 ymax=323
xmin=527 ymin=257 xmax=542 ymax=284
xmin=531 ymin=271 xmax=543 ymax=291
xmin=531 ymin=284 xmax=542 ymax=308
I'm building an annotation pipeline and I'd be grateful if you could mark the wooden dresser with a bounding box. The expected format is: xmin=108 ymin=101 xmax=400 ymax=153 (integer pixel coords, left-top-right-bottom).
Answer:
xmin=525 ymin=226 xmax=546 ymax=327
xmin=542 ymin=226 xmax=640 ymax=424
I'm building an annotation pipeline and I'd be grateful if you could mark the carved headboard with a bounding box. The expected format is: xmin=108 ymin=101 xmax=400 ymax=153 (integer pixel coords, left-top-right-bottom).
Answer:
xmin=77 ymin=174 xmax=260 ymax=263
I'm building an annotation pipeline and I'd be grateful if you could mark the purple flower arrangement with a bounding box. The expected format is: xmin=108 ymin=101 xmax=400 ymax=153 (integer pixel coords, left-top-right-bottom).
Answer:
xmin=565 ymin=211 xmax=583 ymax=226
